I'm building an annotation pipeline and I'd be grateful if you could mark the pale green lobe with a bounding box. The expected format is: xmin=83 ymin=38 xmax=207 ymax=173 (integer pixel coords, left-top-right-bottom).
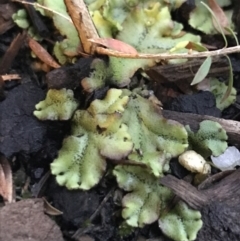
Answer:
xmin=186 ymin=120 xmax=228 ymax=157
xmin=51 ymin=89 xmax=133 ymax=190
xmin=34 ymin=89 xmax=79 ymax=121
xmin=113 ymin=165 xmax=173 ymax=227
xmin=81 ymin=1 xmax=201 ymax=92
xmin=121 ymin=90 xmax=188 ymax=176
xmin=12 ymin=9 xmax=30 ymax=29
xmin=159 ymin=201 xmax=202 ymax=241
xmin=51 ymin=135 xmax=106 ymax=190
xmin=38 ymin=0 xmax=80 ymax=64
xmin=210 ymin=77 xmax=236 ymax=111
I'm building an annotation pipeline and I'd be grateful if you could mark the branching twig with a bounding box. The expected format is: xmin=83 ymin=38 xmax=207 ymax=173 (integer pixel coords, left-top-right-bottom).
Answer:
xmin=1 ymin=74 xmax=21 ymax=81
xmin=12 ymin=0 xmax=73 ymax=23
xmin=98 ymin=45 xmax=240 ymax=59
xmin=13 ymin=0 xmax=240 ymax=59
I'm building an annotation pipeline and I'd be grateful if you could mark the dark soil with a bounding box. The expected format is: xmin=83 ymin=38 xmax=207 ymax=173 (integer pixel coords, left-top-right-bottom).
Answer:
xmin=1 ymin=1 xmax=240 ymax=241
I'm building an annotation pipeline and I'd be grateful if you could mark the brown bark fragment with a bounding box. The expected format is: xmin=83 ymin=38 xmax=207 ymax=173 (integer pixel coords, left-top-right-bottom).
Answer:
xmin=160 ymin=169 xmax=240 ymax=241
xmin=162 ymin=110 xmax=240 ymax=146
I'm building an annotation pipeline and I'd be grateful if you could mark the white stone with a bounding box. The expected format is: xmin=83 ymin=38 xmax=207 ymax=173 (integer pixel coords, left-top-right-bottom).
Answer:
xmin=211 ymin=146 xmax=240 ymax=171
xmin=178 ymin=150 xmax=211 ymax=174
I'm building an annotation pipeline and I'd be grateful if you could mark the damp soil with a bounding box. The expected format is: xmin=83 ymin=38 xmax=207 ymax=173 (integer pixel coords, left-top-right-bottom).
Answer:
xmin=1 ymin=2 xmax=240 ymax=241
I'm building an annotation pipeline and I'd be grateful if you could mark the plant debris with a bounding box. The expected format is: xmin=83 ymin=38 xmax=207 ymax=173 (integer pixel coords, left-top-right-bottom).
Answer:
xmin=1 ymin=0 xmax=240 ymax=240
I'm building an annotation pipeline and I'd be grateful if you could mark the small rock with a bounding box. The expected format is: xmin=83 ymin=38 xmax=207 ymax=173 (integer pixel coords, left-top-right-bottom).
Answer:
xmin=0 ymin=199 xmax=64 ymax=241
xmin=179 ymin=150 xmax=211 ymax=174
xmin=211 ymin=146 xmax=240 ymax=171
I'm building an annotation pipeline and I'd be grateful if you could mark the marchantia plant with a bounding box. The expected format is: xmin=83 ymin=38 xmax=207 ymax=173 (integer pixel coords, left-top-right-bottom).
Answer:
xmin=82 ymin=0 xmax=201 ymax=91
xmin=34 ymin=88 xmax=228 ymax=241
xmin=20 ymin=0 xmax=232 ymax=240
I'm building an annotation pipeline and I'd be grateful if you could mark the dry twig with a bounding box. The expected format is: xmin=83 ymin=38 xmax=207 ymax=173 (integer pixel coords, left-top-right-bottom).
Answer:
xmin=162 ymin=110 xmax=240 ymax=145
xmin=1 ymin=74 xmax=21 ymax=81
xmin=14 ymin=0 xmax=240 ymax=59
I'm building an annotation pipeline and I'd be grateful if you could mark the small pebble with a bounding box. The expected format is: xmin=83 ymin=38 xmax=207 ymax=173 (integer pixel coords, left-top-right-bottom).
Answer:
xmin=179 ymin=150 xmax=211 ymax=174
xmin=211 ymin=146 xmax=240 ymax=171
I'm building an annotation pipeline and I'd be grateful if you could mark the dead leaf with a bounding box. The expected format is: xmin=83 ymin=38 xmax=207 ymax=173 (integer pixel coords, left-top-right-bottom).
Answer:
xmin=43 ymin=197 xmax=63 ymax=216
xmin=208 ymin=0 xmax=229 ymax=33
xmin=28 ymin=38 xmax=61 ymax=69
xmin=186 ymin=41 xmax=209 ymax=52
xmin=0 ymin=155 xmax=13 ymax=203
xmin=1 ymin=74 xmax=21 ymax=81
xmin=0 ymin=32 xmax=26 ymax=75
xmin=88 ymin=38 xmax=138 ymax=54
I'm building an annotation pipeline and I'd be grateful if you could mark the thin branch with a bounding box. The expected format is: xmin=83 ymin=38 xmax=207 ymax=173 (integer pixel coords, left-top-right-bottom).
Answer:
xmin=12 ymin=0 xmax=73 ymax=23
xmin=160 ymin=175 xmax=208 ymax=210
xmin=95 ymin=45 xmax=240 ymax=59
xmin=13 ymin=0 xmax=240 ymax=60
xmin=64 ymin=0 xmax=99 ymax=54
xmin=1 ymin=74 xmax=21 ymax=81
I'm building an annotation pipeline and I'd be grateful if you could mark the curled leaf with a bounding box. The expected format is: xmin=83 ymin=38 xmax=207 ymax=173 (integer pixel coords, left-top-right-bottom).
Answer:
xmin=39 ymin=0 xmax=81 ymax=63
xmin=0 ymin=155 xmax=13 ymax=203
xmin=208 ymin=0 xmax=229 ymax=33
xmin=191 ymin=56 xmax=212 ymax=85
xmin=186 ymin=41 xmax=209 ymax=52
xmin=189 ymin=0 xmax=231 ymax=35
xmin=43 ymin=197 xmax=63 ymax=216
